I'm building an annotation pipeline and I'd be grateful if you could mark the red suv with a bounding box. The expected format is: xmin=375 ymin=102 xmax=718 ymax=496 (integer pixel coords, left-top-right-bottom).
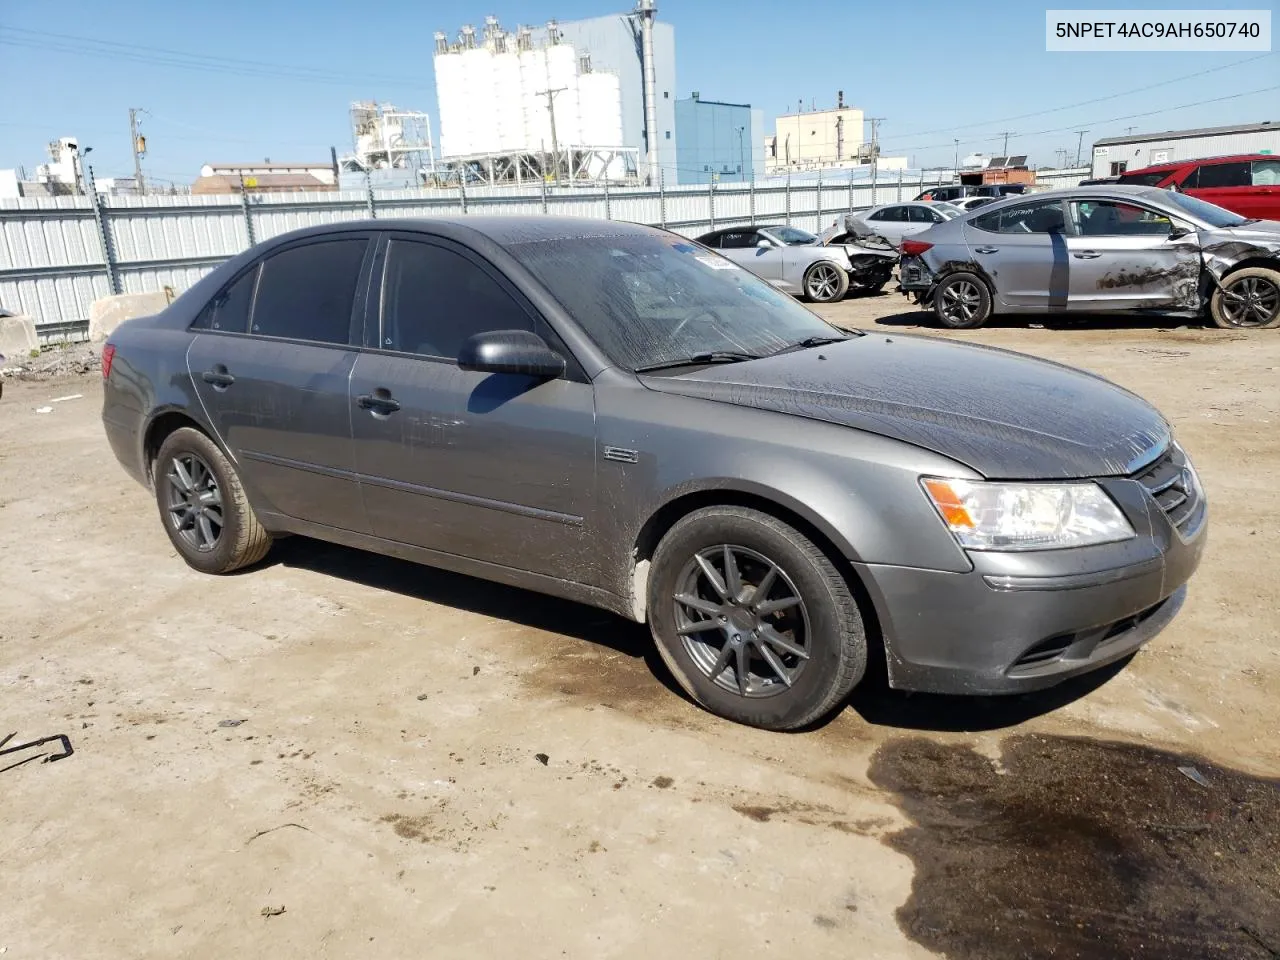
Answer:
xmin=1118 ymin=153 xmax=1280 ymax=221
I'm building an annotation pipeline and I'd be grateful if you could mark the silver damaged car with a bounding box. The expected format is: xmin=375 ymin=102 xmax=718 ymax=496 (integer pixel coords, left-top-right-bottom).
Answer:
xmin=897 ymin=184 xmax=1280 ymax=329
xmin=102 ymin=216 xmax=1206 ymax=731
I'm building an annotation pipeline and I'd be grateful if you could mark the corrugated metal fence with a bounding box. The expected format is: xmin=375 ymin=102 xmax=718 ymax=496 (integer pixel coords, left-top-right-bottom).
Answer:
xmin=1 ymin=167 xmax=1089 ymax=333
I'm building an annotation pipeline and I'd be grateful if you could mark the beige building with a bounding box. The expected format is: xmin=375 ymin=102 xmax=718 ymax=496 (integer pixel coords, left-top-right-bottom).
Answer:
xmin=764 ymin=94 xmax=906 ymax=173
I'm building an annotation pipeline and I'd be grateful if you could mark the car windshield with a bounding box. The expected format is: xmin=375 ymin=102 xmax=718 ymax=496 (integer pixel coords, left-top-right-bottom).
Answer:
xmin=1160 ymin=190 xmax=1249 ymax=228
xmin=765 ymin=226 xmax=819 ymax=245
xmin=505 ymin=232 xmax=850 ymax=371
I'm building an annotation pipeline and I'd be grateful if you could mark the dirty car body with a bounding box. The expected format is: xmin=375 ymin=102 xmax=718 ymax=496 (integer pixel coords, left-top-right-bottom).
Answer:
xmin=103 ymin=216 xmax=1206 ymax=730
xmin=898 ymin=184 xmax=1280 ymax=326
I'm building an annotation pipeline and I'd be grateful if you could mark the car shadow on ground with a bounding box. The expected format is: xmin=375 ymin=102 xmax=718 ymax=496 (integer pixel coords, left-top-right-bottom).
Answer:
xmin=264 ymin=536 xmax=689 ymax=701
xmin=870 ymin=307 xmax=1215 ymax=332
xmin=264 ymin=536 xmax=1124 ymax=734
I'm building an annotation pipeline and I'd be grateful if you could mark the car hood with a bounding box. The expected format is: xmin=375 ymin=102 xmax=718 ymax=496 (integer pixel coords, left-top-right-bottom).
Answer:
xmin=1201 ymin=219 xmax=1280 ymax=277
xmin=638 ymin=334 xmax=1170 ymax=480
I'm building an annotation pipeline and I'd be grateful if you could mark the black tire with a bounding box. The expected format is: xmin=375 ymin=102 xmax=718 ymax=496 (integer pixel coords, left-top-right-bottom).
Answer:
xmin=1209 ymin=267 xmax=1280 ymax=329
xmin=803 ymin=262 xmax=850 ymax=304
xmin=647 ymin=506 xmax=867 ymax=731
xmin=933 ymin=271 xmax=992 ymax=329
xmin=153 ymin=426 xmax=272 ymax=574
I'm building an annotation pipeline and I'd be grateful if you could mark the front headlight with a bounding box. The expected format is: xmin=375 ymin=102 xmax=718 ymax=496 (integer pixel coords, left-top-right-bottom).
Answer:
xmin=921 ymin=477 xmax=1134 ymax=551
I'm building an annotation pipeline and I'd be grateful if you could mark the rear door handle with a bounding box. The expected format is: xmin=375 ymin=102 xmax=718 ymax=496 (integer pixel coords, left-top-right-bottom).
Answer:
xmin=201 ymin=368 xmax=235 ymax=389
xmin=1073 ymin=251 xmax=1102 ymax=259
xmin=973 ymin=246 xmax=999 ymax=254
xmin=356 ymin=391 xmax=401 ymax=415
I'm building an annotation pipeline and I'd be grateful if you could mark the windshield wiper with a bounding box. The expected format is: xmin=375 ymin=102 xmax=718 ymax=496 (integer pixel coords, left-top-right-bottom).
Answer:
xmin=634 ymin=351 xmax=762 ymax=372
xmin=765 ymin=334 xmax=852 ymax=357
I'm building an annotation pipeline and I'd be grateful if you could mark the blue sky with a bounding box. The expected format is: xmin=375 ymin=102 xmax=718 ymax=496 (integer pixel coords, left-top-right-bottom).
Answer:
xmin=1 ymin=0 xmax=1277 ymax=185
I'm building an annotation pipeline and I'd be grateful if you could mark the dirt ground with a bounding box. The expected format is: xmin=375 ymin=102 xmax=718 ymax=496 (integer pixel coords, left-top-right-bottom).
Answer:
xmin=2 ymin=297 xmax=1278 ymax=959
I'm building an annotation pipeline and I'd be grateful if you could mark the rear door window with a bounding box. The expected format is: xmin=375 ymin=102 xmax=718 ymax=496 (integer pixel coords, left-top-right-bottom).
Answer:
xmin=971 ymin=201 xmax=1065 ymax=234
xmin=1194 ymin=162 xmax=1251 ymax=189
xmin=1252 ymin=159 xmax=1280 ymax=186
xmin=908 ymin=206 xmax=942 ymax=223
xmin=379 ymin=239 xmax=534 ymax=359
xmin=250 ymin=239 xmax=368 ymax=344
xmin=720 ymin=231 xmax=758 ymax=249
xmin=192 ymin=265 xmax=258 ymax=332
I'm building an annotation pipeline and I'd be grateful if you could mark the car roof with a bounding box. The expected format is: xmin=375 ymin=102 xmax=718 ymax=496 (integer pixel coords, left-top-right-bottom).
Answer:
xmin=1123 ymin=153 xmax=1276 ymax=174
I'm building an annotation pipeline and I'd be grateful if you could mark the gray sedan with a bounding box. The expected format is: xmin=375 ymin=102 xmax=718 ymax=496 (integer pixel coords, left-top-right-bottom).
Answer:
xmin=898 ymin=184 xmax=1280 ymax=329
xmin=102 ymin=216 xmax=1205 ymax=731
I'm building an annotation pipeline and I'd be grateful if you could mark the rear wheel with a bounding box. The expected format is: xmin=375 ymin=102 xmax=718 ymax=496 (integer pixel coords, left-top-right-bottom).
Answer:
xmin=1209 ymin=267 xmax=1280 ymax=329
xmin=803 ymin=262 xmax=850 ymax=304
xmin=647 ymin=506 xmax=867 ymax=731
xmin=153 ymin=427 xmax=272 ymax=574
xmin=934 ymin=271 xmax=992 ymax=329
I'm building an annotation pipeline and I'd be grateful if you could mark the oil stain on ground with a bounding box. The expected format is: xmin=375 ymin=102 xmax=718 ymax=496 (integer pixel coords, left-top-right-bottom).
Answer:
xmin=869 ymin=735 xmax=1280 ymax=960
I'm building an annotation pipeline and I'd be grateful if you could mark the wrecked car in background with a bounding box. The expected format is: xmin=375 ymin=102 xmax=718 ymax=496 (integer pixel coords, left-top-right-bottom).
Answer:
xmin=896 ymin=185 xmax=1280 ymax=329
xmin=695 ymin=224 xmax=897 ymax=300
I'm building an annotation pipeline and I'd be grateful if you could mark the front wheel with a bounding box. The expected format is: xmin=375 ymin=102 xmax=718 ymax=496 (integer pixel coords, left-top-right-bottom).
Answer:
xmin=1209 ymin=267 xmax=1280 ymax=329
xmin=933 ymin=271 xmax=992 ymax=329
xmin=647 ymin=507 xmax=867 ymax=731
xmin=803 ymin=262 xmax=850 ymax=304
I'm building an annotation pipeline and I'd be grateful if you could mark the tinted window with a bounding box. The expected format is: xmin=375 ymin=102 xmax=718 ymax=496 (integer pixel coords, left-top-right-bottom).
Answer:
xmin=1252 ymin=159 xmax=1280 ymax=186
xmin=908 ymin=206 xmax=940 ymax=223
xmin=872 ymin=207 xmax=906 ymax=222
xmin=1194 ymin=162 xmax=1250 ymax=189
xmin=193 ymin=265 xmax=257 ymax=332
xmin=697 ymin=233 xmax=722 ymax=248
xmin=1072 ymin=200 xmax=1173 ymax=236
xmin=507 ymin=232 xmax=846 ymax=371
xmin=251 ymin=239 xmax=367 ymax=343
xmin=1118 ymin=171 xmax=1170 ymax=187
xmin=380 ymin=240 xmax=532 ymax=358
xmin=971 ymin=201 xmax=1065 ymax=234
xmin=720 ymin=231 xmax=757 ymax=249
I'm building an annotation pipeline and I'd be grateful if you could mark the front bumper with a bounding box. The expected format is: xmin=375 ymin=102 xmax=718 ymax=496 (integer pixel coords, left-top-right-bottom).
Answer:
xmin=853 ymin=456 xmax=1208 ymax=695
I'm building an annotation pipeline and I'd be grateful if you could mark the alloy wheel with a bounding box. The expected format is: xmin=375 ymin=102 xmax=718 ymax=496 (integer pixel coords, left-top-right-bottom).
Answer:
xmin=165 ymin=452 xmax=224 ymax=552
xmin=1220 ymin=276 xmax=1280 ymax=327
xmin=807 ymin=264 xmax=842 ymax=301
xmin=940 ymin=279 xmax=982 ymax=324
xmin=672 ymin=544 xmax=811 ymax=698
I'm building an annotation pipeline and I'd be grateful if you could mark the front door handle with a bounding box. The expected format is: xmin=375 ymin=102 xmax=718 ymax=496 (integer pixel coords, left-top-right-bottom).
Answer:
xmin=973 ymin=246 xmax=999 ymax=254
xmin=201 ymin=367 xmax=235 ymax=389
xmin=1073 ymin=250 xmax=1102 ymax=259
xmin=356 ymin=390 xmax=401 ymax=415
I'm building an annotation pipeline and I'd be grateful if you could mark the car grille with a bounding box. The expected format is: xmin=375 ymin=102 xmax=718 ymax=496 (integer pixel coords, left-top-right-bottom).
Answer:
xmin=1131 ymin=446 xmax=1202 ymax=534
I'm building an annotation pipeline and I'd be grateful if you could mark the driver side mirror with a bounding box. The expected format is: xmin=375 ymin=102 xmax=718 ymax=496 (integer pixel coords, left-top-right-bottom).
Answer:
xmin=457 ymin=329 xmax=565 ymax=379
xmin=1168 ymin=222 xmax=1195 ymax=240
xmin=756 ymin=237 xmax=775 ymax=249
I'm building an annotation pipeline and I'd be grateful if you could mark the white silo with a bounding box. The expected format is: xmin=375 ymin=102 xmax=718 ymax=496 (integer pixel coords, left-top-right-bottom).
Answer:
xmin=578 ymin=71 xmax=623 ymax=147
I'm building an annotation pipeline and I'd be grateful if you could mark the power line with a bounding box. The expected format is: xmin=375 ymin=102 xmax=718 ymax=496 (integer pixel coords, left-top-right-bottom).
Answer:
xmin=887 ymin=51 xmax=1276 ymax=140
xmin=878 ymin=84 xmax=1280 ymax=156
xmin=0 ymin=28 xmax=427 ymax=88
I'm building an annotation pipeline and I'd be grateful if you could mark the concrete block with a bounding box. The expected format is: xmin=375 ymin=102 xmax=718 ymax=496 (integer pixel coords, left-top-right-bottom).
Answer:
xmin=0 ymin=314 xmax=39 ymax=360
xmin=89 ymin=290 xmax=174 ymax=342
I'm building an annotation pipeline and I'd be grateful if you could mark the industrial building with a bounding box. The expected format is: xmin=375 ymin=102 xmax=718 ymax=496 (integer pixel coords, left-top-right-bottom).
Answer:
xmin=1091 ymin=120 xmax=1280 ymax=179
xmin=763 ymin=94 xmax=907 ymax=174
xmin=673 ymin=93 xmax=763 ymax=184
xmin=432 ymin=3 xmax=675 ymax=184
xmin=192 ymin=162 xmax=337 ymax=194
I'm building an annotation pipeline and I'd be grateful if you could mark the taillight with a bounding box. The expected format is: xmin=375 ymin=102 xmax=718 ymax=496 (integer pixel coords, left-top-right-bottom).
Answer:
xmin=900 ymin=239 xmax=933 ymax=257
xmin=101 ymin=343 xmax=116 ymax=380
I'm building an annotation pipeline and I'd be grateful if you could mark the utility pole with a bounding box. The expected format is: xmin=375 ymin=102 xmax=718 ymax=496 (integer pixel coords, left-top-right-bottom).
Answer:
xmin=129 ymin=107 xmax=147 ymax=195
xmin=867 ymin=117 xmax=885 ymax=155
xmin=953 ymin=139 xmax=960 ymax=175
xmin=1073 ymin=129 xmax=1089 ymax=167
xmin=736 ymin=125 xmax=746 ymax=181
xmin=998 ymin=131 xmax=1014 ymax=157
xmin=1124 ymin=126 xmax=1137 ymax=135
xmin=536 ymin=86 xmax=567 ymax=185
